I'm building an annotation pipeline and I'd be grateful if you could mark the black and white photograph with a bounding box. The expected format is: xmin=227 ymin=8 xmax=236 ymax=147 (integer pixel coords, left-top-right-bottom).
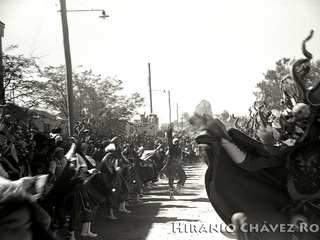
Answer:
xmin=1 ymin=0 xmax=320 ymax=239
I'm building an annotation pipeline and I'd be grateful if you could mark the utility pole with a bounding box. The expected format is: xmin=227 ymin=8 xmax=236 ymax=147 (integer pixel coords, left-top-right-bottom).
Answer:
xmin=0 ymin=21 xmax=5 ymax=102
xmin=176 ymin=103 xmax=179 ymax=125
xmin=148 ymin=63 xmax=153 ymax=114
xmin=59 ymin=0 xmax=75 ymax=136
xmin=168 ymin=90 xmax=171 ymax=123
xmin=181 ymin=113 xmax=184 ymax=130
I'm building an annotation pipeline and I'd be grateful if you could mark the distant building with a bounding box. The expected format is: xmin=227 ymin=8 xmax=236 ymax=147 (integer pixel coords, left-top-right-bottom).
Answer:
xmin=3 ymin=104 xmax=161 ymax=140
xmin=3 ymin=103 xmax=67 ymax=138
xmin=133 ymin=113 xmax=159 ymax=136
xmin=103 ymin=120 xmax=136 ymax=138
xmin=31 ymin=110 xmax=67 ymax=137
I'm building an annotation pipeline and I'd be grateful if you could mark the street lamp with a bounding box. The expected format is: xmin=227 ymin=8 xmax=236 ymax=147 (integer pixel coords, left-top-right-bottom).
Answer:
xmin=99 ymin=10 xmax=109 ymax=19
xmin=58 ymin=9 xmax=109 ymax=19
xmin=58 ymin=0 xmax=108 ymax=136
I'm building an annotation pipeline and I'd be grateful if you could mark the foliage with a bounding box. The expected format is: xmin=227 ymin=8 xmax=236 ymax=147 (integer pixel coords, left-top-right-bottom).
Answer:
xmin=253 ymin=58 xmax=320 ymax=111
xmin=214 ymin=110 xmax=235 ymax=129
xmin=3 ymin=45 xmax=46 ymax=109
xmin=38 ymin=66 xmax=145 ymax=138
xmin=159 ymin=122 xmax=169 ymax=132
xmin=253 ymin=58 xmax=290 ymax=111
xmin=2 ymin=47 xmax=145 ymax=138
xmin=231 ymin=58 xmax=320 ymax=140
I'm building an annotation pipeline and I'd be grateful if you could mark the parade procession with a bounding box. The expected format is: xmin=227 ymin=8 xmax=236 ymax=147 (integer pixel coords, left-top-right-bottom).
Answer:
xmin=1 ymin=1 xmax=320 ymax=240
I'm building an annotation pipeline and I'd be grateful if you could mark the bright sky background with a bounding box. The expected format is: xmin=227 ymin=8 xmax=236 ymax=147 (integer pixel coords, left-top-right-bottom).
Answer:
xmin=1 ymin=0 xmax=320 ymax=125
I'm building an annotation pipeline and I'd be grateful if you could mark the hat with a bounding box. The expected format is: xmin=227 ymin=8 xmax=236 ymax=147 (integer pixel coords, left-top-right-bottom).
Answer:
xmin=33 ymin=133 xmax=48 ymax=143
xmin=110 ymin=137 xmax=119 ymax=144
xmin=173 ymin=138 xmax=179 ymax=144
xmin=101 ymin=140 xmax=110 ymax=147
xmin=105 ymin=143 xmax=116 ymax=152
xmin=137 ymin=146 xmax=144 ymax=155
xmin=53 ymin=147 xmax=64 ymax=155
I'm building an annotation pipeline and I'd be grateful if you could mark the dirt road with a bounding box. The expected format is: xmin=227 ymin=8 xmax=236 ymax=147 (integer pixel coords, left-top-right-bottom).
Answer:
xmin=75 ymin=163 xmax=231 ymax=240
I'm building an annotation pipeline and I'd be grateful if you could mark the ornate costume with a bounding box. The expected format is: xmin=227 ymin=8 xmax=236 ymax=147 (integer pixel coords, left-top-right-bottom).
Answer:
xmin=193 ymin=30 xmax=320 ymax=240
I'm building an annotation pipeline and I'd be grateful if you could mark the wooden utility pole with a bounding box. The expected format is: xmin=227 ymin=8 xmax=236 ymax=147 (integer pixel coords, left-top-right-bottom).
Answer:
xmin=148 ymin=63 xmax=153 ymax=114
xmin=168 ymin=90 xmax=171 ymax=123
xmin=0 ymin=21 xmax=5 ymax=102
xmin=59 ymin=0 xmax=75 ymax=136
xmin=176 ymin=103 xmax=179 ymax=124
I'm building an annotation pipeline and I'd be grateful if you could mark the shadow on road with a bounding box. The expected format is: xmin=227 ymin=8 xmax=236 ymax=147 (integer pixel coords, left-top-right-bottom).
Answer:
xmin=59 ymin=163 xmax=228 ymax=240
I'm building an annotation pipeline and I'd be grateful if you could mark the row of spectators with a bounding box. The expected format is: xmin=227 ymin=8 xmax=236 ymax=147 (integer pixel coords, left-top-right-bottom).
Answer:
xmin=0 ymin=122 xmax=202 ymax=240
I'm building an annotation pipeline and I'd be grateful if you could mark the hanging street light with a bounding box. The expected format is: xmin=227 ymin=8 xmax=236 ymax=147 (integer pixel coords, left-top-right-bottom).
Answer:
xmin=58 ymin=0 xmax=108 ymax=136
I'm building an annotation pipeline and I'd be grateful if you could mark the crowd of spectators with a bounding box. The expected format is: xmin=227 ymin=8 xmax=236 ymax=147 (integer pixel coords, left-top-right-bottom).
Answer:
xmin=0 ymin=120 xmax=202 ymax=240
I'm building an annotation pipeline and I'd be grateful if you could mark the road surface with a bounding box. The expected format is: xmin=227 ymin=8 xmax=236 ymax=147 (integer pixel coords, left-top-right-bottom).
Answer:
xmin=79 ymin=163 xmax=231 ymax=240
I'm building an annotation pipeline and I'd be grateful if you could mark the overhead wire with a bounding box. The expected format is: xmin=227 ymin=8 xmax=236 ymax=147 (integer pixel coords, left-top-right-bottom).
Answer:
xmin=68 ymin=13 xmax=124 ymax=66
xmin=67 ymin=0 xmax=128 ymax=67
xmin=84 ymin=14 xmax=129 ymax=63
xmin=28 ymin=0 xmax=49 ymax=58
xmin=79 ymin=14 xmax=127 ymax=64
xmin=72 ymin=1 xmax=129 ymax=62
xmin=74 ymin=0 xmax=92 ymax=10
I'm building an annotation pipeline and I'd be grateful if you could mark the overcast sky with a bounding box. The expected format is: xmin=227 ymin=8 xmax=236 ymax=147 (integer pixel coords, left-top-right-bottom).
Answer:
xmin=1 ymin=0 xmax=320 ymax=124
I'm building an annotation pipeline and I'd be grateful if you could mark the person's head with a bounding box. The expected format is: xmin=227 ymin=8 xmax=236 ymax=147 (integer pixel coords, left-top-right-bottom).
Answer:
xmin=106 ymin=137 xmax=120 ymax=152
xmin=53 ymin=147 xmax=64 ymax=160
xmin=16 ymin=141 xmax=28 ymax=157
xmin=87 ymin=142 xmax=95 ymax=156
xmin=101 ymin=140 xmax=110 ymax=151
xmin=81 ymin=143 xmax=88 ymax=154
xmin=32 ymin=133 xmax=48 ymax=143
xmin=25 ymin=145 xmax=34 ymax=160
xmin=173 ymin=138 xmax=179 ymax=145
xmin=0 ymin=179 xmax=54 ymax=240
xmin=47 ymin=138 xmax=55 ymax=147
xmin=292 ymin=102 xmax=310 ymax=120
xmin=110 ymin=137 xmax=119 ymax=145
xmin=67 ymin=137 xmax=78 ymax=145
xmin=56 ymin=140 xmax=65 ymax=148
xmin=105 ymin=143 xmax=116 ymax=153
xmin=0 ymin=181 xmax=34 ymax=240
xmin=0 ymin=132 xmax=7 ymax=147
xmin=0 ymin=199 xmax=33 ymax=240
xmin=36 ymin=142 xmax=47 ymax=154
xmin=137 ymin=146 xmax=144 ymax=155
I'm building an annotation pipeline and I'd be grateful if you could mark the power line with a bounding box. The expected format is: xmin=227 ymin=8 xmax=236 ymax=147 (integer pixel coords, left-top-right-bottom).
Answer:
xmin=74 ymin=0 xmax=92 ymax=10
xmin=68 ymin=0 xmax=128 ymax=64
xmin=68 ymin=13 xmax=124 ymax=66
xmin=28 ymin=0 xmax=49 ymax=58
